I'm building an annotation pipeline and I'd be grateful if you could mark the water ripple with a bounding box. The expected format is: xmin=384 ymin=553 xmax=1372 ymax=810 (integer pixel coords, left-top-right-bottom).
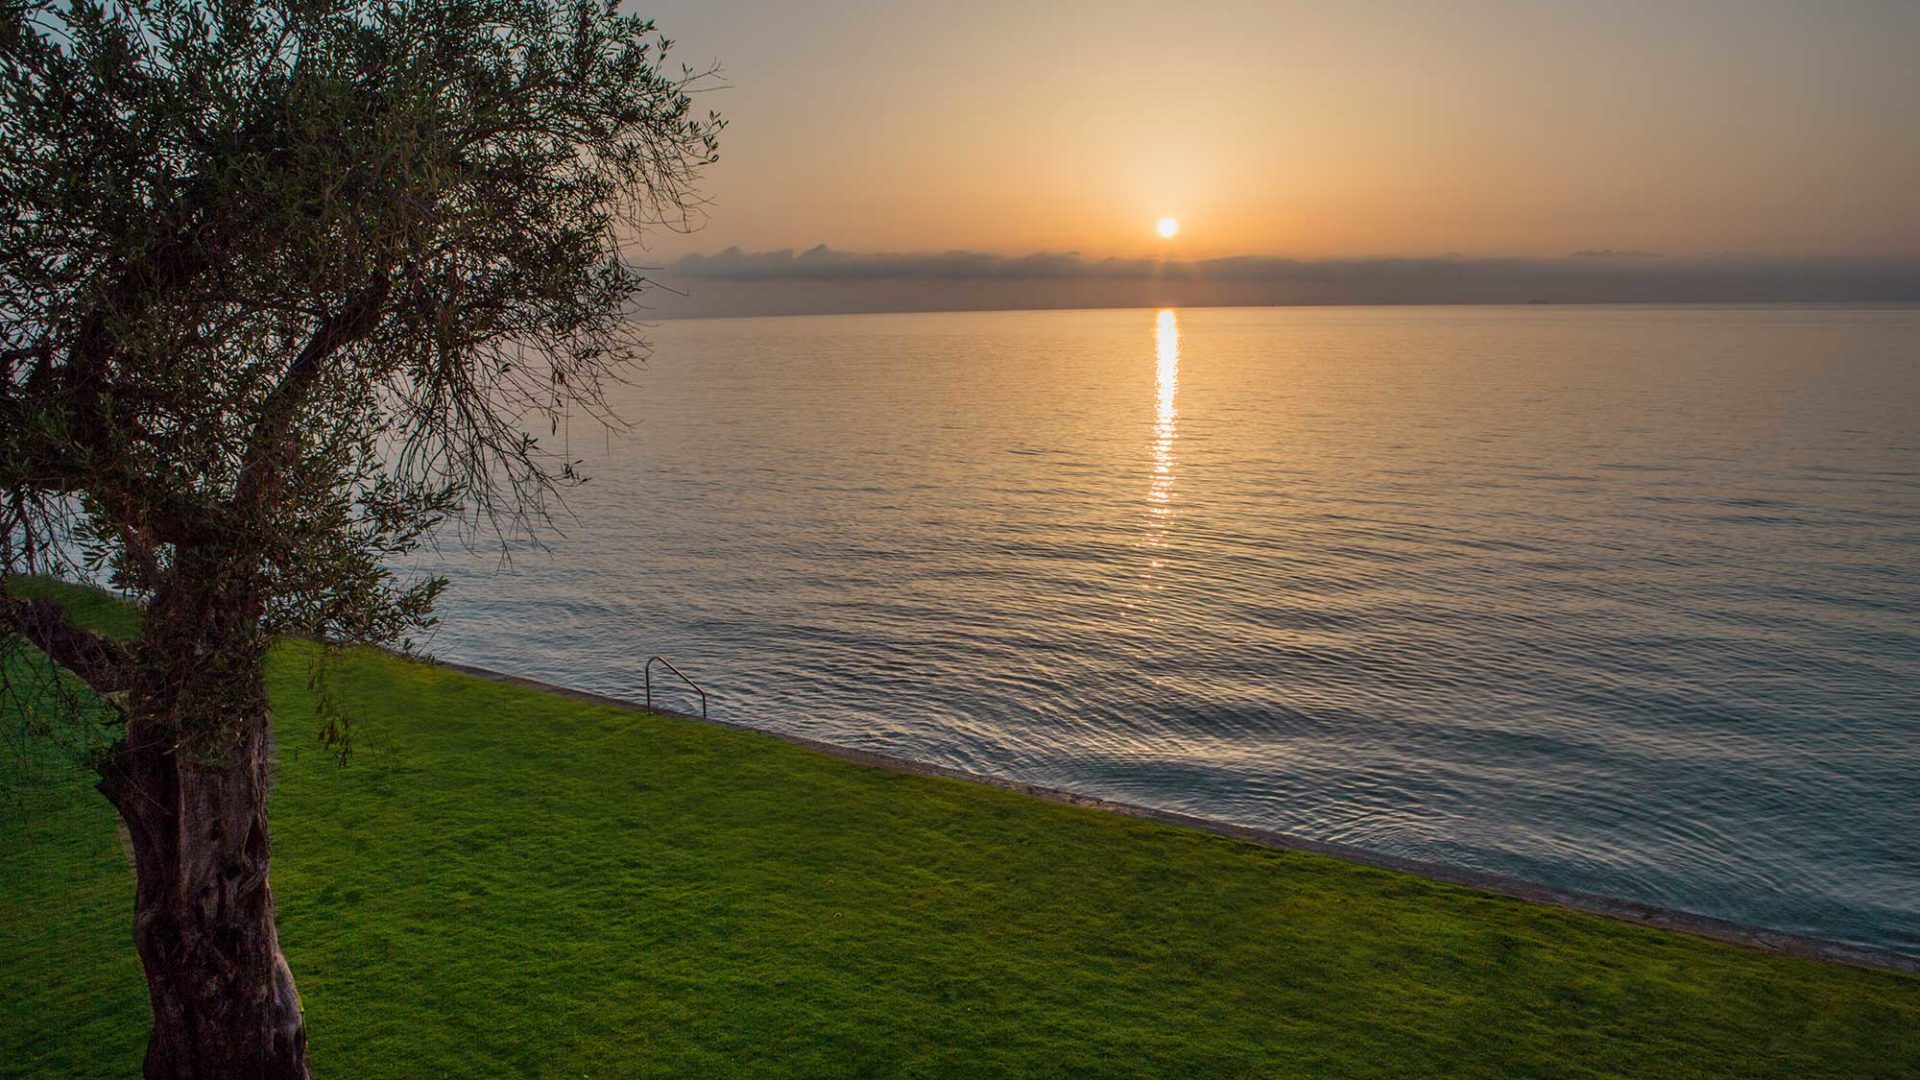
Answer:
xmin=419 ymin=304 xmax=1920 ymax=953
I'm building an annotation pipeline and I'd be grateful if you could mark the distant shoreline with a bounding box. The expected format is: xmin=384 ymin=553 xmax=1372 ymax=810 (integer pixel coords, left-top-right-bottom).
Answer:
xmin=639 ymin=295 xmax=1920 ymax=322
xmin=638 ymin=250 xmax=1920 ymax=319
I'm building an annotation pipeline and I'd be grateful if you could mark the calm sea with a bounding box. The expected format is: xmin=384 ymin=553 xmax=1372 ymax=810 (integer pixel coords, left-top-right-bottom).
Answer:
xmin=422 ymin=304 xmax=1920 ymax=953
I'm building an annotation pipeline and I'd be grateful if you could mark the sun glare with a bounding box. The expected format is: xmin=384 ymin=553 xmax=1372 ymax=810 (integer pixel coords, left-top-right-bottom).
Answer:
xmin=1156 ymin=217 xmax=1179 ymax=239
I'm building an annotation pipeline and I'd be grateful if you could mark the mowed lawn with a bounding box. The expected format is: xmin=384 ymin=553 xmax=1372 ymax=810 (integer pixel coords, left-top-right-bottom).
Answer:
xmin=3 ymin=580 xmax=1916 ymax=1078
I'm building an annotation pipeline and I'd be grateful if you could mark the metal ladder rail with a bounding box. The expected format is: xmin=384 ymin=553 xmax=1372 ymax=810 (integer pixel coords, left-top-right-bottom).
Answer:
xmin=644 ymin=655 xmax=708 ymax=719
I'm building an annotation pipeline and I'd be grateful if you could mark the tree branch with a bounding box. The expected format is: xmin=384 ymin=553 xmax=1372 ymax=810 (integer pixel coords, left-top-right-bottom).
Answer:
xmin=1 ymin=593 xmax=133 ymax=694
xmin=235 ymin=278 xmax=392 ymax=509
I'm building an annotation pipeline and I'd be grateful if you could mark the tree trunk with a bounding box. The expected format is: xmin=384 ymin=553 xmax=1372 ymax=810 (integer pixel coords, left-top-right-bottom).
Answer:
xmin=101 ymin=706 xmax=308 ymax=1079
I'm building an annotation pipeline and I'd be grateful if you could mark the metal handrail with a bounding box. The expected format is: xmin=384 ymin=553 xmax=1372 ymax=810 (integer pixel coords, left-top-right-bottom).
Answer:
xmin=644 ymin=655 xmax=707 ymax=719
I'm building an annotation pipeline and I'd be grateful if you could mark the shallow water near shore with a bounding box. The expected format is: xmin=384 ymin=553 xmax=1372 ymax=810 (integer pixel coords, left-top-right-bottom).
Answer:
xmin=419 ymin=303 xmax=1920 ymax=954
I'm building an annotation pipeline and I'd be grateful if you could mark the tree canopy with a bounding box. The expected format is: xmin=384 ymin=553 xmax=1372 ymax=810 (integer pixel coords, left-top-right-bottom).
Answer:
xmin=2 ymin=0 xmax=721 ymax=671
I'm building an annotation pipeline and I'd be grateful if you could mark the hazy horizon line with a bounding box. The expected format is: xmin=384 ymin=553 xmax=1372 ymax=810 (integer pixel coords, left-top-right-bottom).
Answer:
xmin=663 ymin=245 xmax=1920 ymax=283
xmin=641 ymin=246 xmax=1920 ymax=319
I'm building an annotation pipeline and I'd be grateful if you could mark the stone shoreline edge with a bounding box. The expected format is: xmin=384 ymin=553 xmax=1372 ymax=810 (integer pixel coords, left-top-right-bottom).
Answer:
xmin=433 ymin=658 xmax=1918 ymax=976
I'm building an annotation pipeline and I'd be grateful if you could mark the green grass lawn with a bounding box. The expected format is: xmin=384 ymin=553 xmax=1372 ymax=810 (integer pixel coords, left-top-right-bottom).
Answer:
xmin=3 ymin=578 xmax=1917 ymax=1078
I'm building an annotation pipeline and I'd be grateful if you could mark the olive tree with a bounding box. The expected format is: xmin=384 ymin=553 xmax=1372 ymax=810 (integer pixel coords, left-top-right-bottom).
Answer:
xmin=0 ymin=1 xmax=719 ymax=1075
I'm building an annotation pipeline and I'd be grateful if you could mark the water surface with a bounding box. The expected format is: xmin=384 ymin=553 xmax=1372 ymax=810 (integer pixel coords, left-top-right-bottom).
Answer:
xmin=422 ymin=304 xmax=1920 ymax=953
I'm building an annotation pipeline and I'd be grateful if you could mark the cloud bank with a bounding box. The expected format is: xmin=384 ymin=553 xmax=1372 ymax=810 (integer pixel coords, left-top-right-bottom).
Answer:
xmin=647 ymin=245 xmax=1920 ymax=318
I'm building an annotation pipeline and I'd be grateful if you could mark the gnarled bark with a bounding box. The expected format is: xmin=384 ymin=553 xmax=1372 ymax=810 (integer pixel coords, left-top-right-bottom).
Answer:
xmin=100 ymin=705 xmax=308 ymax=1080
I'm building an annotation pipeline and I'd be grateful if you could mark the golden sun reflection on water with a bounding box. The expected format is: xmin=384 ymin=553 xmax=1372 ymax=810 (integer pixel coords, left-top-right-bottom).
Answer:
xmin=1145 ymin=308 xmax=1179 ymax=571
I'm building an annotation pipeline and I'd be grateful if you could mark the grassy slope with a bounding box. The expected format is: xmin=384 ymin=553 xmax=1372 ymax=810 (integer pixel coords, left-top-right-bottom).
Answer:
xmin=3 ymin=579 xmax=1916 ymax=1078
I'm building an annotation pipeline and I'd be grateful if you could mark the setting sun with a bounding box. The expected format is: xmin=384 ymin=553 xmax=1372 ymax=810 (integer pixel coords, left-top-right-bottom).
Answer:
xmin=1156 ymin=216 xmax=1179 ymax=239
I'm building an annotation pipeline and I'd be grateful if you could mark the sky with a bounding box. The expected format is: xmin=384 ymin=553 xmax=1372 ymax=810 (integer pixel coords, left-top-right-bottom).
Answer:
xmin=629 ymin=0 xmax=1920 ymax=313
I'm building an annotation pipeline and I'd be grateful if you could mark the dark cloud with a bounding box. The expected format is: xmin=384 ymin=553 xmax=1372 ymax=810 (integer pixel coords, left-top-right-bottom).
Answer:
xmin=649 ymin=246 xmax=1920 ymax=318
xmin=669 ymin=245 xmax=1507 ymax=283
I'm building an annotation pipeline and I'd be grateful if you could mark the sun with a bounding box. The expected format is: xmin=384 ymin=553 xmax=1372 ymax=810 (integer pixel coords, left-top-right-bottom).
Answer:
xmin=1156 ymin=216 xmax=1179 ymax=239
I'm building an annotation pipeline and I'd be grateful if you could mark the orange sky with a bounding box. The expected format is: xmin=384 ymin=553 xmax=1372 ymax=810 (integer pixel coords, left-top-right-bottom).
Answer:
xmin=637 ymin=0 xmax=1920 ymax=261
